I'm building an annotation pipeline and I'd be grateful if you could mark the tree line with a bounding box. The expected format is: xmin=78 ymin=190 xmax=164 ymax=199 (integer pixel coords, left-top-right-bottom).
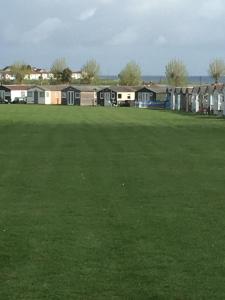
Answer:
xmin=1 ymin=58 xmax=225 ymax=86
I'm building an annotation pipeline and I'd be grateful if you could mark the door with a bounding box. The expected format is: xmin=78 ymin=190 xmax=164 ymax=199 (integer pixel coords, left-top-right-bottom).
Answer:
xmin=34 ymin=91 xmax=39 ymax=104
xmin=67 ymin=91 xmax=74 ymax=105
xmin=104 ymin=92 xmax=111 ymax=106
xmin=0 ymin=90 xmax=5 ymax=102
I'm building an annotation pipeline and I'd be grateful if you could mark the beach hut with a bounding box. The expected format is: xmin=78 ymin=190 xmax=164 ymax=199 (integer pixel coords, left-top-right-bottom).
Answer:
xmin=113 ymin=86 xmax=135 ymax=106
xmin=0 ymin=84 xmax=11 ymax=103
xmin=6 ymin=85 xmax=29 ymax=103
xmin=166 ymin=87 xmax=176 ymax=110
xmin=42 ymin=85 xmax=64 ymax=105
xmin=191 ymin=86 xmax=200 ymax=112
xmin=97 ymin=87 xmax=117 ymax=106
xmin=212 ymin=85 xmax=224 ymax=115
xmin=61 ymin=86 xmax=80 ymax=105
xmin=183 ymin=87 xmax=193 ymax=112
xmin=27 ymin=86 xmax=45 ymax=104
xmin=135 ymin=86 xmax=167 ymax=108
xmin=79 ymin=86 xmax=98 ymax=106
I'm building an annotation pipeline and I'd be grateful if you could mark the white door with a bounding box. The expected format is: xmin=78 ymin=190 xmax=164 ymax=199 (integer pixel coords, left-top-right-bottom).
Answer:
xmin=104 ymin=92 xmax=111 ymax=105
xmin=67 ymin=91 xmax=74 ymax=105
xmin=0 ymin=90 xmax=5 ymax=101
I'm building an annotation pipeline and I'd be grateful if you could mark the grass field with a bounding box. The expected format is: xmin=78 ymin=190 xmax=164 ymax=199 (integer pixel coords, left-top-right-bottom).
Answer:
xmin=0 ymin=106 xmax=225 ymax=299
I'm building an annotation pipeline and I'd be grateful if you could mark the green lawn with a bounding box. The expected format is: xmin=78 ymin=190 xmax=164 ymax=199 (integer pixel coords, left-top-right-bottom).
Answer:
xmin=0 ymin=106 xmax=225 ymax=299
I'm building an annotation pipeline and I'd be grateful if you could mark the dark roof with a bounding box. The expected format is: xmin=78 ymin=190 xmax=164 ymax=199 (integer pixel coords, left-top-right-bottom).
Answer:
xmin=132 ymin=85 xmax=168 ymax=93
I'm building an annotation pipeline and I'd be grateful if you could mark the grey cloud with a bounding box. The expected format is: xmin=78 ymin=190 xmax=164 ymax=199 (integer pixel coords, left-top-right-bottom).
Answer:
xmin=0 ymin=0 xmax=225 ymax=75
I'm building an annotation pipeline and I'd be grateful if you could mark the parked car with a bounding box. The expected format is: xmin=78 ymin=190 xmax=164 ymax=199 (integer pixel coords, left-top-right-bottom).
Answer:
xmin=11 ymin=97 xmax=27 ymax=104
xmin=0 ymin=98 xmax=8 ymax=104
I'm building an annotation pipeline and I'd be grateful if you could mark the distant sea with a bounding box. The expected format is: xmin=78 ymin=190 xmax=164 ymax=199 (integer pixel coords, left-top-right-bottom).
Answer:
xmin=100 ymin=75 xmax=225 ymax=85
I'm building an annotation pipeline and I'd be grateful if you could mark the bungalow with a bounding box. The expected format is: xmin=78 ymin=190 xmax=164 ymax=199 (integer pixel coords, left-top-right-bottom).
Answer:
xmin=27 ymin=86 xmax=46 ymax=104
xmin=42 ymin=85 xmax=65 ymax=105
xmin=24 ymin=71 xmax=54 ymax=81
xmin=71 ymin=71 xmax=82 ymax=80
xmin=0 ymin=71 xmax=15 ymax=81
xmin=0 ymin=85 xmax=11 ymax=103
xmin=114 ymin=86 xmax=135 ymax=106
xmin=6 ymin=85 xmax=29 ymax=103
xmin=135 ymin=86 xmax=167 ymax=101
xmin=27 ymin=85 xmax=67 ymax=104
xmin=135 ymin=86 xmax=167 ymax=108
xmin=97 ymin=86 xmax=136 ymax=107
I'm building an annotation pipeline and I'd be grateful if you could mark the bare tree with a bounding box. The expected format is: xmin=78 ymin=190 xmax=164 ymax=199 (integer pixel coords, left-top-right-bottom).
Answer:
xmin=165 ymin=59 xmax=188 ymax=86
xmin=208 ymin=59 xmax=225 ymax=83
xmin=81 ymin=59 xmax=100 ymax=84
xmin=51 ymin=58 xmax=68 ymax=82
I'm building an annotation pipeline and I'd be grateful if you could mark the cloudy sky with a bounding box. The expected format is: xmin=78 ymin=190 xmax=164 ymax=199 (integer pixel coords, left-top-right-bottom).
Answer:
xmin=1 ymin=0 xmax=225 ymax=75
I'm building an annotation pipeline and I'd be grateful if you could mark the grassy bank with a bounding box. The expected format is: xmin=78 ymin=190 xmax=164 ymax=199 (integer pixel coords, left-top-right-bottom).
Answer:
xmin=0 ymin=106 xmax=225 ymax=299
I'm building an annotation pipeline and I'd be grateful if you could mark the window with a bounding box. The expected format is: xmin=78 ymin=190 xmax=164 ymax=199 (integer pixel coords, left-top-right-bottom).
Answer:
xmin=21 ymin=91 xmax=25 ymax=97
xmin=111 ymin=92 xmax=115 ymax=99
xmin=62 ymin=92 xmax=66 ymax=98
xmin=143 ymin=93 xmax=151 ymax=101
xmin=0 ymin=91 xmax=5 ymax=99
xmin=46 ymin=92 xmax=49 ymax=97
xmin=75 ymin=92 xmax=80 ymax=99
xmin=100 ymin=92 xmax=103 ymax=99
xmin=138 ymin=92 xmax=142 ymax=101
xmin=105 ymin=92 xmax=111 ymax=101
xmin=127 ymin=94 xmax=131 ymax=99
xmin=27 ymin=91 xmax=33 ymax=97
xmin=118 ymin=93 xmax=122 ymax=99
xmin=40 ymin=92 xmax=45 ymax=97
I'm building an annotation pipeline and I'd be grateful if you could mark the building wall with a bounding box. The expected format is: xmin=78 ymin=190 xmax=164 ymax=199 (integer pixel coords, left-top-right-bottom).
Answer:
xmin=61 ymin=87 xmax=80 ymax=105
xmin=117 ymin=92 xmax=135 ymax=103
xmin=97 ymin=88 xmax=117 ymax=106
xmin=27 ymin=88 xmax=45 ymax=104
xmin=0 ymin=86 xmax=11 ymax=101
xmin=45 ymin=91 xmax=51 ymax=104
xmin=2 ymin=73 xmax=15 ymax=80
xmin=135 ymin=88 xmax=157 ymax=101
xmin=11 ymin=90 xmax=27 ymax=101
xmin=51 ymin=91 xmax=61 ymax=105
xmin=80 ymin=92 xmax=96 ymax=106
xmin=24 ymin=74 xmax=40 ymax=80
xmin=71 ymin=72 xmax=82 ymax=80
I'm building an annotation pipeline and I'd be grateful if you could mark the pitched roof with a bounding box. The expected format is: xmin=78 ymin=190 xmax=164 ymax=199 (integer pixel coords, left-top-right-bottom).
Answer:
xmin=6 ymin=85 xmax=31 ymax=91
xmin=135 ymin=85 xmax=168 ymax=93
xmin=110 ymin=86 xmax=136 ymax=92
xmin=41 ymin=85 xmax=67 ymax=91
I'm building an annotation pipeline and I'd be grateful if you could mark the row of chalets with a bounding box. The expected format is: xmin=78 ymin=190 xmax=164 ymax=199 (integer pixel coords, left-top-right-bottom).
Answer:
xmin=0 ymin=84 xmax=168 ymax=106
xmin=0 ymin=83 xmax=225 ymax=115
xmin=167 ymin=84 xmax=225 ymax=115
